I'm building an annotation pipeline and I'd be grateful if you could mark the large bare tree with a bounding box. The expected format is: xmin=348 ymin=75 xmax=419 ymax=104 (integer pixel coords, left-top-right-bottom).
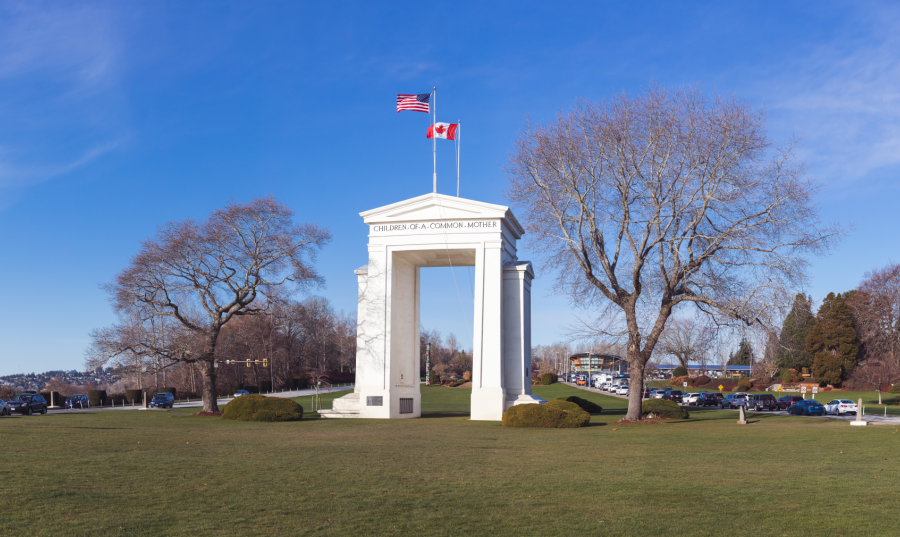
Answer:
xmin=94 ymin=197 xmax=330 ymax=412
xmin=658 ymin=316 xmax=714 ymax=370
xmin=506 ymin=85 xmax=842 ymax=420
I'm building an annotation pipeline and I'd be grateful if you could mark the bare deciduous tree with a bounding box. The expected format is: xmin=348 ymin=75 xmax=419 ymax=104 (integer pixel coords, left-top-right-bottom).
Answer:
xmin=94 ymin=197 xmax=330 ymax=412
xmin=658 ymin=316 xmax=714 ymax=370
xmin=506 ymin=85 xmax=842 ymax=420
xmin=853 ymin=262 xmax=900 ymax=368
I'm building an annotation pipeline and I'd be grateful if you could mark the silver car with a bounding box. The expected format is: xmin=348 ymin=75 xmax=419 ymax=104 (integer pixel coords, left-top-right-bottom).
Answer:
xmin=0 ymin=398 xmax=8 ymax=416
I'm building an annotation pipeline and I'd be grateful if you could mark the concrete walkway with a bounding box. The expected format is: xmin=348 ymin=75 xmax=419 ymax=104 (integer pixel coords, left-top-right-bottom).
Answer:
xmin=561 ymin=382 xmax=900 ymax=425
xmin=47 ymin=386 xmax=355 ymax=414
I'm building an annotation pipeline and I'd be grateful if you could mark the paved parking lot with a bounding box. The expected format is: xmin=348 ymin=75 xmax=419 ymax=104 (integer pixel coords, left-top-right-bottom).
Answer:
xmin=563 ymin=382 xmax=900 ymax=425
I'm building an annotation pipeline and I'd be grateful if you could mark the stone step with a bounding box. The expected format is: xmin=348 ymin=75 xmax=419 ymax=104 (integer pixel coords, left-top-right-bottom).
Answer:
xmin=318 ymin=409 xmax=360 ymax=419
xmin=332 ymin=393 xmax=360 ymax=411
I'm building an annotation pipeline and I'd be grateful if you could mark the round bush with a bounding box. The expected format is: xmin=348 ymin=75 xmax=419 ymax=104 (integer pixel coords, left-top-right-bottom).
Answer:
xmin=737 ymin=379 xmax=753 ymax=392
xmin=641 ymin=399 xmax=690 ymax=419
xmin=555 ymin=396 xmax=602 ymax=414
xmin=221 ymin=395 xmax=303 ymax=422
xmin=670 ymin=375 xmax=691 ymax=387
xmin=890 ymin=384 xmax=900 ymax=394
xmin=692 ymin=375 xmax=710 ymax=387
xmin=502 ymin=402 xmax=590 ymax=428
xmin=673 ymin=366 xmax=688 ymax=377
xmin=540 ymin=373 xmax=559 ymax=385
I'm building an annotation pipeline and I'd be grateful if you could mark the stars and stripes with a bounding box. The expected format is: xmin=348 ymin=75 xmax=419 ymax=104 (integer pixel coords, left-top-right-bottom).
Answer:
xmin=396 ymin=93 xmax=431 ymax=113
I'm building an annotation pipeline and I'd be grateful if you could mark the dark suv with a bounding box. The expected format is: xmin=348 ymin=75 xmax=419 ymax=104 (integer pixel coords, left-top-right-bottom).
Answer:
xmin=663 ymin=390 xmax=683 ymax=403
xmin=776 ymin=395 xmax=804 ymax=410
xmin=747 ymin=393 xmax=777 ymax=411
xmin=7 ymin=393 xmax=48 ymax=415
xmin=150 ymin=393 xmax=175 ymax=409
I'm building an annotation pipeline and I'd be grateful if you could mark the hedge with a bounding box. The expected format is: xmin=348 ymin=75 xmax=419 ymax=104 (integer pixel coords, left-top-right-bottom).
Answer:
xmin=260 ymin=381 xmax=272 ymax=393
xmin=39 ymin=391 xmax=63 ymax=406
xmin=230 ymin=383 xmax=244 ymax=394
xmin=428 ymin=371 xmax=440 ymax=385
xmin=555 ymin=396 xmax=602 ymax=414
xmin=502 ymin=401 xmax=590 ymax=428
xmin=291 ymin=378 xmax=309 ymax=390
xmin=244 ymin=385 xmax=259 ymax=394
xmin=160 ymin=387 xmax=177 ymax=397
xmin=672 ymin=366 xmax=688 ymax=377
xmin=125 ymin=389 xmax=144 ymax=404
xmin=641 ymin=399 xmax=689 ymax=419
xmin=221 ymin=395 xmax=304 ymax=422
xmin=88 ymin=390 xmax=107 ymax=407
xmin=540 ymin=373 xmax=558 ymax=385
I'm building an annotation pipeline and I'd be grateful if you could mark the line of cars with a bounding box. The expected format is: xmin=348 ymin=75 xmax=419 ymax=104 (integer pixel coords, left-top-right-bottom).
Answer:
xmin=0 ymin=391 xmax=182 ymax=416
xmin=649 ymin=388 xmax=855 ymax=417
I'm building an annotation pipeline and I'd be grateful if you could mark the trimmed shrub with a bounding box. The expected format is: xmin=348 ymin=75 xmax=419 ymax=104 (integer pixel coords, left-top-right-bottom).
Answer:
xmin=555 ymin=396 xmax=602 ymax=414
xmin=890 ymin=384 xmax=900 ymax=394
xmin=230 ymin=382 xmax=244 ymax=394
xmin=160 ymin=387 xmax=177 ymax=397
xmin=39 ymin=391 xmax=63 ymax=406
xmin=221 ymin=395 xmax=304 ymax=422
xmin=428 ymin=370 xmax=440 ymax=385
xmin=670 ymin=375 xmax=691 ymax=387
xmin=88 ymin=390 xmax=107 ymax=407
xmin=737 ymin=378 xmax=753 ymax=392
xmin=641 ymin=399 xmax=690 ymax=419
xmin=502 ymin=402 xmax=590 ymax=428
xmin=692 ymin=375 xmax=710 ymax=387
xmin=125 ymin=390 xmax=143 ymax=404
xmin=672 ymin=366 xmax=688 ymax=377
xmin=449 ymin=378 xmax=468 ymax=387
xmin=540 ymin=372 xmax=559 ymax=385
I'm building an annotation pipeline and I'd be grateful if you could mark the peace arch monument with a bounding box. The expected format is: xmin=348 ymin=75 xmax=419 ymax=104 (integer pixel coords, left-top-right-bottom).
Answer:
xmin=319 ymin=192 xmax=545 ymax=421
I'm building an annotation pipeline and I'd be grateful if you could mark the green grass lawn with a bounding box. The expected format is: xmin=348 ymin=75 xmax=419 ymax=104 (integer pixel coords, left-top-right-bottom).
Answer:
xmin=2 ymin=384 xmax=899 ymax=536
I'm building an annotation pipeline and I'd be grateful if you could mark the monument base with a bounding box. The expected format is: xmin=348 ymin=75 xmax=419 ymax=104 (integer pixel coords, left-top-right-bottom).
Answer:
xmin=850 ymin=420 xmax=868 ymax=426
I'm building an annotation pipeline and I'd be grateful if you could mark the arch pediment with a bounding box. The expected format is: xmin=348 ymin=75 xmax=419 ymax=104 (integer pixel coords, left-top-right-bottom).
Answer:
xmin=360 ymin=193 xmax=524 ymax=238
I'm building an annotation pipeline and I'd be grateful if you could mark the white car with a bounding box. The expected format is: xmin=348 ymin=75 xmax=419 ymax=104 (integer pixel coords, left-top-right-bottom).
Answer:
xmin=616 ymin=385 xmax=630 ymax=395
xmin=684 ymin=392 xmax=705 ymax=405
xmin=824 ymin=399 xmax=858 ymax=416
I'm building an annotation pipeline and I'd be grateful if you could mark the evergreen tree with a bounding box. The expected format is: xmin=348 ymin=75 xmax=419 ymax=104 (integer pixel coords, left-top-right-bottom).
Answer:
xmin=727 ymin=337 xmax=753 ymax=366
xmin=776 ymin=293 xmax=815 ymax=371
xmin=806 ymin=292 xmax=859 ymax=386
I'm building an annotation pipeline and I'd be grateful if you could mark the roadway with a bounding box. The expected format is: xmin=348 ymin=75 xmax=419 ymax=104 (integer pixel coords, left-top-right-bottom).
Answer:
xmin=41 ymin=386 xmax=355 ymax=414
xmin=562 ymin=382 xmax=900 ymax=425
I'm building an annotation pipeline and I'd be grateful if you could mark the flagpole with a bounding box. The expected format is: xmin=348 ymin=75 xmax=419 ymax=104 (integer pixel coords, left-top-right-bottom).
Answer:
xmin=456 ymin=120 xmax=460 ymax=197
xmin=432 ymin=87 xmax=437 ymax=194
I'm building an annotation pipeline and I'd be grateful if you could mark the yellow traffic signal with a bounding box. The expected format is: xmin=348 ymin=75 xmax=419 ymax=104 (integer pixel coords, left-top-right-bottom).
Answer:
xmin=246 ymin=360 xmax=251 ymax=368
xmin=263 ymin=359 xmax=268 ymax=368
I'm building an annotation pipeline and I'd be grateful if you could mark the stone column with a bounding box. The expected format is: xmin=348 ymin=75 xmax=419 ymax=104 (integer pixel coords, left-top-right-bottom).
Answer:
xmin=471 ymin=240 xmax=506 ymax=420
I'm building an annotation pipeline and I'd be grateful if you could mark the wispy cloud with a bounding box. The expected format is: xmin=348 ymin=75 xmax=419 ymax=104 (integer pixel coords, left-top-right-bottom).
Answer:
xmin=757 ymin=6 xmax=900 ymax=189
xmin=0 ymin=2 xmax=126 ymax=208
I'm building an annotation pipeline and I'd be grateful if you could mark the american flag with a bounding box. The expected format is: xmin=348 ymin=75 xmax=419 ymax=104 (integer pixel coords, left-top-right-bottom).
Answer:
xmin=396 ymin=93 xmax=431 ymax=113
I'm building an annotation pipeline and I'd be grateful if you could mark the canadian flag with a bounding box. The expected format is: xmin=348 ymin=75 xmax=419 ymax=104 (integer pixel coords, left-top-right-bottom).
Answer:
xmin=426 ymin=122 xmax=458 ymax=140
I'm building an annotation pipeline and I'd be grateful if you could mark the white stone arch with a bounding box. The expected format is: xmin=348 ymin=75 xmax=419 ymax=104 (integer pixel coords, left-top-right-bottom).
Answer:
xmin=320 ymin=193 xmax=544 ymax=421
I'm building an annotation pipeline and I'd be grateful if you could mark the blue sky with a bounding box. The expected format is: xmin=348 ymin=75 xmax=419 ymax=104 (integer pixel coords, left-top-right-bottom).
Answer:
xmin=1 ymin=1 xmax=898 ymax=374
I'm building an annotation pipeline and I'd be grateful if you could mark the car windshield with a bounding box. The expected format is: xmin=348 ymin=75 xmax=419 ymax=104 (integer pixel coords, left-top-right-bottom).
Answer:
xmin=11 ymin=395 xmax=32 ymax=401
xmin=153 ymin=394 xmax=168 ymax=399
xmin=839 ymin=400 xmax=853 ymax=404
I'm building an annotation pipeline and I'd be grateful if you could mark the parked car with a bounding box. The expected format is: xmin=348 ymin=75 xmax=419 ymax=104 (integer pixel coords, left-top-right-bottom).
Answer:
xmin=720 ymin=393 xmax=749 ymax=409
xmin=700 ymin=393 xmax=722 ymax=406
xmin=233 ymin=390 xmax=250 ymax=398
xmin=788 ymin=399 xmax=825 ymax=416
xmin=6 ymin=393 xmax=48 ymax=415
xmin=776 ymin=395 xmax=804 ymax=410
xmin=653 ymin=389 xmax=668 ymax=399
xmin=149 ymin=392 xmax=175 ymax=409
xmin=0 ymin=398 xmax=8 ymax=416
xmin=684 ymin=392 xmax=706 ymax=405
xmin=747 ymin=394 xmax=778 ymax=411
xmin=64 ymin=394 xmax=90 ymax=409
xmin=824 ymin=399 xmax=858 ymax=416
xmin=663 ymin=390 xmax=683 ymax=403
xmin=616 ymin=385 xmax=630 ymax=396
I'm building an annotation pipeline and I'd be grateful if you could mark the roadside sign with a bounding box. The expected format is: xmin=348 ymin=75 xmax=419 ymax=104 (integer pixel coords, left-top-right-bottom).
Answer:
xmin=778 ymin=386 xmax=783 ymax=392
xmin=801 ymin=386 xmax=807 ymax=394
xmin=718 ymin=384 xmax=723 ymax=391
xmin=683 ymin=382 xmax=688 ymax=388
xmin=812 ymin=386 xmax=818 ymax=394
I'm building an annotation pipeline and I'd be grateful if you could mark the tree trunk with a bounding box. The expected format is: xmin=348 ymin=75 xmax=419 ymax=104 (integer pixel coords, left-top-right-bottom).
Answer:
xmin=200 ymin=358 xmax=219 ymax=412
xmin=626 ymin=357 xmax=645 ymax=421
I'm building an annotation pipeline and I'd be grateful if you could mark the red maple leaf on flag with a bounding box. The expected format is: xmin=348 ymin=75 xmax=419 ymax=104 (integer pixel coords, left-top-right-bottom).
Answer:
xmin=435 ymin=124 xmax=445 ymax=135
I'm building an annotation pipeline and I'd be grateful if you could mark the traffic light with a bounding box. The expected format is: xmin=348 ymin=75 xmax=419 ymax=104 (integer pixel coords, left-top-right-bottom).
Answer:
xmin=263 ymin=359 xmax=268 ymax=368
xmin=246 ymin=360 xmax=251 ymax=368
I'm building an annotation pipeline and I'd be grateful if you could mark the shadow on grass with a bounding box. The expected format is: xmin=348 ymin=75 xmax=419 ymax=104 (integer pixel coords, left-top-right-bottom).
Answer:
xmin=421 ymin=412 xmax=470 ymax=419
